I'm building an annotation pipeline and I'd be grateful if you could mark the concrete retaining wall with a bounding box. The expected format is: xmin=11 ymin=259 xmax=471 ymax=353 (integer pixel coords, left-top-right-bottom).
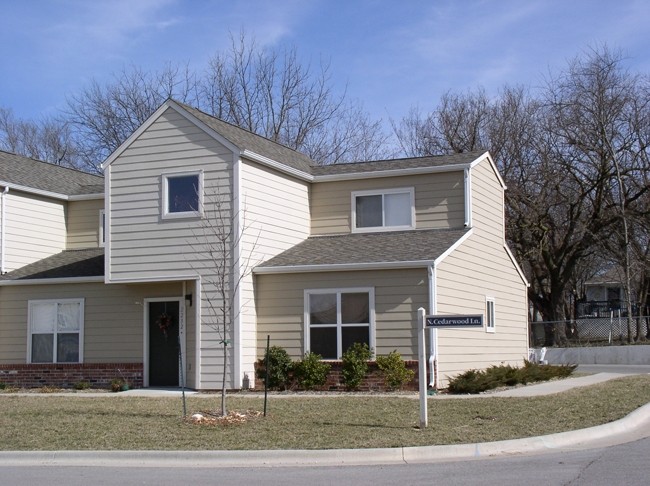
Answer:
xmin=545 ymin=345 xmax=650 ymax=365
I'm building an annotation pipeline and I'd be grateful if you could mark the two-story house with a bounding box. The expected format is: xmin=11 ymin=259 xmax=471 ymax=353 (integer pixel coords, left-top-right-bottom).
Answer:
xmin=0 ymin=99 xmax=529 ymax=390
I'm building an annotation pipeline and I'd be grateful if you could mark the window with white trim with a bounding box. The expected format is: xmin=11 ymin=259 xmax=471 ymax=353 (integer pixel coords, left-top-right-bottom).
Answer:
xmin=486 ymin=297 xmax=495 ymax=333
xmin=162 ymin=171 xmax=203 ymax=219
xmin=28 ymin=299 xmax=84 ymax=363
xmin=352 ymin=188 xmax=415 ymax=232
xmin=305 ymin=288 xmax=374 ymax=359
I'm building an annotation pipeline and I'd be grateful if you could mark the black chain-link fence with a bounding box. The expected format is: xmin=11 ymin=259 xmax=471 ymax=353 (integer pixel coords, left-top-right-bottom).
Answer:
xmin=530 ymin=315 xmax=650 ymax=347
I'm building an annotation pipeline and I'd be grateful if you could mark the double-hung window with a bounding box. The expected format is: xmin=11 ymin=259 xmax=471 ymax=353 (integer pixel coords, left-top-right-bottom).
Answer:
xmin=28 ymin=299 xmax=84 ymax=363
xmin=352 ymin=188 xmax=415 ymax=232
xmin=305 ymin=288 xmax=374 ymax=359
xmin=486 ymin=297 xmax=495 ymax=333
xmin=162 ymin=171 xmax=203 ymax=219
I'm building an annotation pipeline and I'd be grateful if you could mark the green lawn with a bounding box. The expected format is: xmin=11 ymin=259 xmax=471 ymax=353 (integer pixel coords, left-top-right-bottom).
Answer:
xmin=1 ymin=375 xmax=649 ymax=451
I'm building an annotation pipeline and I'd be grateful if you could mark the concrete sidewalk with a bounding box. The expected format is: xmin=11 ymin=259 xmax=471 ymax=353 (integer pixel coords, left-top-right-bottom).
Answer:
xmin=1 ymin=371 xmax=649 ymax=467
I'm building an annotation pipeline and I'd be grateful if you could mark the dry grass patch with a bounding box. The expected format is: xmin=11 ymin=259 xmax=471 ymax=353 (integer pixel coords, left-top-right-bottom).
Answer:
xmin=1 ymin=375 xmax=649 ymax=451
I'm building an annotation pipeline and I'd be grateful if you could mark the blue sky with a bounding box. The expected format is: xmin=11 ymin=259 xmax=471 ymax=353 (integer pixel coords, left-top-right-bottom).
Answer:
xmin=1 ymin=0 xmax=649 ymax=125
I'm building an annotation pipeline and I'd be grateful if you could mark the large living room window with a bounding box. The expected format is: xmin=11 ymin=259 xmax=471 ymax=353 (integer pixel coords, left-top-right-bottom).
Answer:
xmin=28 ymin=299 xmax=84 ymax=363
xmin=162 ymin=171 xmax=203 ymax=219
xmin=305 ymin=288 xmax=374 ymax=359
xmin=352 ymin=188 xmax=414 ymax=232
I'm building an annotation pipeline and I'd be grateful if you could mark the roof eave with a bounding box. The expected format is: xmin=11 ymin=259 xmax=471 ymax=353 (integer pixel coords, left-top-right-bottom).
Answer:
xmin=313 ymin=163 xmax=472 ymax=182
xmin=241 ymin=149 xmax=313 ymax=181
xmin=0 ymin=180 xmax=70 ymax=201
xmin=253 ymin=260 xmax=435 ymax=275
xmin=0 ymin=276 xmax=105 ymax=286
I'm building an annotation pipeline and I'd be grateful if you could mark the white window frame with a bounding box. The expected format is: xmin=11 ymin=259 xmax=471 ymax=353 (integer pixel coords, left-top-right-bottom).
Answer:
xmin=351 ymin=187 xmax=415 ymax=233
xmin=99 ymin=209 xmax=105 ymax=247
xmin=27 ymin=298 xmax=85 ymax=363
xmin=161 ymin=170 xmax=204 ymax=220
xmin=304 ymin=287 xmax=376 ymax=359
xmin=486 ymin=297 xmax=496 ymax=333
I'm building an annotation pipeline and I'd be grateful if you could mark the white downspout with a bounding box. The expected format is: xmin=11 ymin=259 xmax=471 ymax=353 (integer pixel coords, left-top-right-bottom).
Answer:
xmin=1 ymin=186 xmax=9 ymax=274
xmin=464 ymin=168 xmax=472 ymax=228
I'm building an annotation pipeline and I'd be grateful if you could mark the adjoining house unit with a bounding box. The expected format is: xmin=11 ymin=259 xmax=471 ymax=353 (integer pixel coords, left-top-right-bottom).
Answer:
xmin=0 ymin=99 xmax=529 ymax=390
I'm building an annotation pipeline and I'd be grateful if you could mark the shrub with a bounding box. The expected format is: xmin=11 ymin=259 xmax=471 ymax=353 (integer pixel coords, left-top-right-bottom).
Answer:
xmin=0 ymin=382 xmax=5 ymax=390
xmin=447 ymin=361 xmax=577 ymax=394
xmin=74 ymin=381 xmax=91 ymax=390
xmin=376 ymin=350 xmax=415 ymax=390
xmin=341 ymin=343 xmax=373 ymax=390
xmin=293 ymin=352 xmax=331 ymax=390
xmin=256 ymin=345 xmax=293 ymax=390
xmin=110 ymin=379 xmax=125 ymax=392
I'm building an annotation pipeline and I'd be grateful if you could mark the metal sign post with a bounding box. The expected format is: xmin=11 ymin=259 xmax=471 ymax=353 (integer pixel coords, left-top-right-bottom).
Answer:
xmin=418 ymin=307 xmax=428 ymax=429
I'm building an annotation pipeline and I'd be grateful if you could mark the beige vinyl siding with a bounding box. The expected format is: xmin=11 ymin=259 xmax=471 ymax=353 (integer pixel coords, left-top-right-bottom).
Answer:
xmin=310 ymin=172 xmax=465 ymax=235
xmin=2 ymin=191 xmax=66 ymax=272
xmin=107 ymin=106 xmax=239 ymax=389
xmin=183 ymin=279 xmax=198 ymax=389
xmin=108 ymin=106 xmax=233 ymax=282
xmin=255 ymin=269 xmax=428 ymax=360
xmin=435 ymin=157 xmax=528 ymax=387
xmin=0 ymin=281 xmax=184 ymax=365
xmin=67 ymin=199 xmax=104 ymax=249
xmin=238 ymin=160 xmax=310 ymax=384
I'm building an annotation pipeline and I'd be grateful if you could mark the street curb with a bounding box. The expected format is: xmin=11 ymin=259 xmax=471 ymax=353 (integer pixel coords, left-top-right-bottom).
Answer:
xmin=1 ymin=402 xmax=649 ymax=467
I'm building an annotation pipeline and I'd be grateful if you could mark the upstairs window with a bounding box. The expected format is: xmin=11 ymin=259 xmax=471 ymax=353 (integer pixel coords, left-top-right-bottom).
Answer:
xmin=28 ymin=299 xmax=84 ymax=363
xmin=162 ymin=171 xmax=203 ymax=219
xmin=352 ymin=188 xmax=414 ymax=232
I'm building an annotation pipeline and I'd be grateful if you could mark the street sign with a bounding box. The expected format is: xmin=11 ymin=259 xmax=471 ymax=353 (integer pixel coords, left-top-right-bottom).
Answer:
xmin=425 ymin=315 xmax=483 ymax=327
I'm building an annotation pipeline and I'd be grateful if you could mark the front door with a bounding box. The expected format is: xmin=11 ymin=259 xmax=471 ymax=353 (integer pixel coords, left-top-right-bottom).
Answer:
xmin=148 ymin=300 xmax=180 ymax=387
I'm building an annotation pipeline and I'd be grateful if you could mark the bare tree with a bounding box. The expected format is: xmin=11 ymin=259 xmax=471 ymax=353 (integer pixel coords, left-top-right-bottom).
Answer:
xmin=0 ymin=107 xmax=82 ymax=168
xmin=65 ymin=63 xmax=200 ymax=172
xmin=200 ymin=31 xmax=391 ymax=164
xmin=392 ymin=47 xmax=650 ymax=345
xmin=191 ymin=189 xmax=259 ymax=416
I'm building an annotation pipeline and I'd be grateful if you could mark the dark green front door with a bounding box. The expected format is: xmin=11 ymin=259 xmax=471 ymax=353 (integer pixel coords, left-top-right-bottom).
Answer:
xmin=148 ymin=301 xmax=180 ymax=387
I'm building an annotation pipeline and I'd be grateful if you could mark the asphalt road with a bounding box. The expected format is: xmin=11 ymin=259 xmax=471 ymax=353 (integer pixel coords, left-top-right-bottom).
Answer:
xmin=2 ymin=437 xmax=650 ymax=486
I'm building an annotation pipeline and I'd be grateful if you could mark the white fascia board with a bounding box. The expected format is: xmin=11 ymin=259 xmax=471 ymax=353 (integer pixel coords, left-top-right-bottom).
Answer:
xmin=469 ymin=151 xmax=507 ymax=190
xmin=101 ymin=101 xmax=174 ymax=170
xmin=313 ymin=164 xmax=471 ymax=183
xmin=104 ymin=164 xmax=112 ymax=283
xmin=433 ymin=229 xmax=474 ymax=266
xmin=168 ymin=101 xmax=242 ymax=155
xmin=105 ymin=274 xmax=200 ymax=284
xmin=68 ymin=193 xmax=104 ymax=201
xmin=241 ymin=150 xmax=313 ymax=182
xmin=504 ymin=242 xmax=530 ymax=287
xmin=0 ymin=276 xmax=104 ymax=286
xmin=0 ymin=181 xmax=69 ymax=201
xmin=254 ymin=260 xmax=434 ymax=275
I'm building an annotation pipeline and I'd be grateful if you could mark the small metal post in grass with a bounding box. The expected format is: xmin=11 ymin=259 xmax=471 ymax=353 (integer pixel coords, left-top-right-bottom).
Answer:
xmin=263 ymin=335 xmax=270 ymax=417
xmin=178 ymin=335 xmax=187 ymax=418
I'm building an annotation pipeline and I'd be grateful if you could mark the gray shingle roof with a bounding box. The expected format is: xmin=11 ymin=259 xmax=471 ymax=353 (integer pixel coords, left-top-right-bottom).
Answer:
xmin=0 ymin=151 xmax=104 ymax=196
xmin=256 ymin=229 xmax=469 ymax=271
xmin=311 ymin=152 xmax=483 ymax=176
xmin=174 ymin=102 xmax=315 ymax=174
xmin=173 ymin=101 xmax=482 ymax=178
xmin=0 ymin=248 xmax=104 ymax=281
